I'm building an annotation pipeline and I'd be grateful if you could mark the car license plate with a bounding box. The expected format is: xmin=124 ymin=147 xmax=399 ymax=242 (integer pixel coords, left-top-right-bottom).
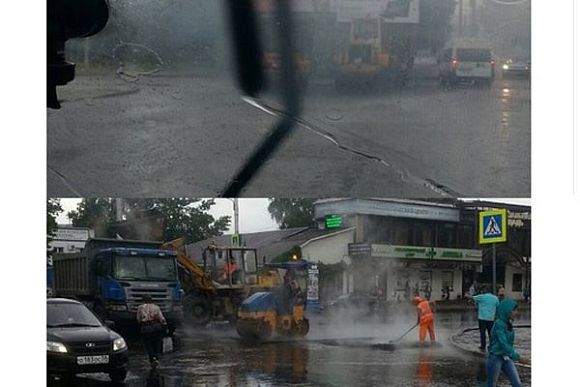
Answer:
xmin=77 ymin=355 xmax=109 ymax=365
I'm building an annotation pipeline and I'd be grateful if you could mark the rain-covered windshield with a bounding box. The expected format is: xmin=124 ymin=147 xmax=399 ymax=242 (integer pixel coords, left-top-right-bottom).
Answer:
xmin=48 ymin=0 xmax=530 ymax=198
xmin=114 ymin=256 xmax=177 ymax=281
xmin=47 ymin=302 xmax=102 ymax=328
xmin=456 ymin=48 xmax=491 ymax=62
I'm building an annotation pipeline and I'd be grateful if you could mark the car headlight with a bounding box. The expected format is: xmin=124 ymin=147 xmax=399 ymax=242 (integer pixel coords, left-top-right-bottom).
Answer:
xmin=113 ymin=338 xmax=127 ymax=352
xmin=502 ymin=64 xmax=509 ymax=70
xmin=47 ymin=341 xmax=68 ymax=353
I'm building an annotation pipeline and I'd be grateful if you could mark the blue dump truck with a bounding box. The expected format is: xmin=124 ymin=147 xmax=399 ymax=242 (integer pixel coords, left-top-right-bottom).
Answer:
xmin=51 ymin=238 xmax=183 ymax=327
xmin=47 ymin=255 xmax=55 ymax=297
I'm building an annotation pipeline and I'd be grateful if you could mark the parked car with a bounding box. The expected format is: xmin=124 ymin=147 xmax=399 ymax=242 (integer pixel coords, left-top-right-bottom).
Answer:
xmin=47 ymin=298 xmax=129 ymax=384
xmin=438 ymin=39 xmax=495 ymax=86
xmin=502 ymin=59 xmax=530 ymax=78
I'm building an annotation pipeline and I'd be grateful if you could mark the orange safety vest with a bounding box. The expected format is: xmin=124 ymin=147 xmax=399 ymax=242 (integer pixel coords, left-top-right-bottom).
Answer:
xmin=225 ymin=262 xmax=238 ymax=275
xmin=417 ymin=300 xmax=433 ymax=321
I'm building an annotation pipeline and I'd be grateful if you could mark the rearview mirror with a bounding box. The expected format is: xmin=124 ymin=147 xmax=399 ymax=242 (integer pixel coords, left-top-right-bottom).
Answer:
xmin=104 ymin=320 xmax=115 ymax=329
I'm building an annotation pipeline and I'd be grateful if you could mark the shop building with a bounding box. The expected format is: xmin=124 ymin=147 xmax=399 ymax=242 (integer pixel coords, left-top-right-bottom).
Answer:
xmin=314 ymin=198 xmax=483 ymax=302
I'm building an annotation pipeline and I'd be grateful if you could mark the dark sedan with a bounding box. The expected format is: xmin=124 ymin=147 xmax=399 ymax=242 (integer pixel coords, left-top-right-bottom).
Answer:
xmin=47 ymin=298 xmax=129 ymax=384
xmin=502 ymin=59 xmax=531 ymax=77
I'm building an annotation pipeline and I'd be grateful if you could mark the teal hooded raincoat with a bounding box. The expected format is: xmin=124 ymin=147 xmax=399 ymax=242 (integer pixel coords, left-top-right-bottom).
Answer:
xmin=488 ymin=299 xmax=520 ymax=361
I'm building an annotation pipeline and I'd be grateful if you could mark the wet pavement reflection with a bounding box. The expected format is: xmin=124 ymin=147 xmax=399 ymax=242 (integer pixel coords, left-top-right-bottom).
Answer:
xmin=55 ymin=311 xmax=531 ymax=387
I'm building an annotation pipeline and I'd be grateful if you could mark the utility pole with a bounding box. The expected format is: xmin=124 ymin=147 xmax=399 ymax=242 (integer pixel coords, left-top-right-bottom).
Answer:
xmin=458 ymin=0 xmax=464 ymax=37
xmin=233 ymin=198 xmax=240 ymax=241
xmin=114 ymin=198 xmax=124 ymax=222
xmin=470 ymin=0 xmax=478 ymax=36
xmin=228 ymin=198 xmax=240 ymax=246
xmin=492 ymin=243 xmax=496 ymax=293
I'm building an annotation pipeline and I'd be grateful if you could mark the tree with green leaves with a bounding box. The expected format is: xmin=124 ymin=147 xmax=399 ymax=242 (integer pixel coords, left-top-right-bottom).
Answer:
xmin=67 ymin=198 xmax=229 ymax=243
xmin=67 ymin=198 xmax=115 ymax=237
xmin=123 ymin=198 xmax=230 ymax=242
xmin=417 ymin=0 xmax=457 ymax=52
xmin=267 ymin=199 xmax=315 ymax=229
xmin=47 ymin=198 xmax=63 ymax=241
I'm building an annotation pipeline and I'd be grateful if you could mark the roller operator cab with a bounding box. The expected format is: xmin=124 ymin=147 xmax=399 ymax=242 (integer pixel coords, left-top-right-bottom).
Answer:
xmin=172 ymin=243 xmax=282 ymax=326
xmin=236 ymin=260 xmax=309 ymax=340
xmin=438 ymin=39 xmax=495 ymax=86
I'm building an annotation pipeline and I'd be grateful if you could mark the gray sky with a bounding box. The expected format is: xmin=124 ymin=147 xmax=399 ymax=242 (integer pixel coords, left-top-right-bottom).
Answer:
xmin=57 ymin=197 xmax=530 ymax=235
xmin=57 ymin=198 xmax=279 ymax=234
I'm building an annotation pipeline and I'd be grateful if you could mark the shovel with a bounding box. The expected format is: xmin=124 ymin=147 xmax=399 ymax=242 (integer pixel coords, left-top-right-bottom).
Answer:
xmin=372 ymin=323 xmax=420 ymax=351
xmin=389 ymin=322 xmax=420 ymax=344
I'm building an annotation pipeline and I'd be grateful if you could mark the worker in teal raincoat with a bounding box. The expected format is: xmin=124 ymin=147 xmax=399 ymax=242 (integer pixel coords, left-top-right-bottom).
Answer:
xmin=486 ymin=299 xmax=528 ymax=387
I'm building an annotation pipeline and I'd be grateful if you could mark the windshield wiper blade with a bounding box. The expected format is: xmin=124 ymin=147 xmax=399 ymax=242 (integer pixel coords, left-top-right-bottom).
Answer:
xmin=49 ymin=323 xmax=101 ymax=328
xmin=221 ymin=0 xmax=300 ymax=196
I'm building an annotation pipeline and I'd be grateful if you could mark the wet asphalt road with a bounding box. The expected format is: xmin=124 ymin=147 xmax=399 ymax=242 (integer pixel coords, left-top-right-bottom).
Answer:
xmin=54 ymin=311 xmax=531 ymax=387
xmin=47 ymin=69 xmax=530 ymax=198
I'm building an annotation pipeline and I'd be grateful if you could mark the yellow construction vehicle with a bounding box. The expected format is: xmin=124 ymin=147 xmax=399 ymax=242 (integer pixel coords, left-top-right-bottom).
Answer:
xmin=334 ymin=15 xmax=417 ymax=90
xmin=236 ymin=260 xmax=310 ymax=340
xmin=161 ymin=238 xmax=280 ymax=325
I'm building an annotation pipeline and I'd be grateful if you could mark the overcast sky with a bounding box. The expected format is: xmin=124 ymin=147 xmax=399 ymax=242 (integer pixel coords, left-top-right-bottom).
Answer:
xmin=57 ymin=198 xmax=280 ymax=234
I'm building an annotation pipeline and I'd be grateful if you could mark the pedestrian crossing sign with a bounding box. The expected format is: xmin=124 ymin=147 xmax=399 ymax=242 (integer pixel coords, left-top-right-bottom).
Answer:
xmin=479 ymin=209 xmax=507 ymax=244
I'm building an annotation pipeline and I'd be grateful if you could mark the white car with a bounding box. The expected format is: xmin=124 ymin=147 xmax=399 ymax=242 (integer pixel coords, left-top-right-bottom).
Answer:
xmin=438 ymin=41 xmax=495 ymax=86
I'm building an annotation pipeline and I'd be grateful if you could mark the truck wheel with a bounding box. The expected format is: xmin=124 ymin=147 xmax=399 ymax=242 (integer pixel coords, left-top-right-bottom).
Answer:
xmin=109 ymin=368 xmax=127 ymax=383
xmin=184 ymin=296 xmax=211 ymax=325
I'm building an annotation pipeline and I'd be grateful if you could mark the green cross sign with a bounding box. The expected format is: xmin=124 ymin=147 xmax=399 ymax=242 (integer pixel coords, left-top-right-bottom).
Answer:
xmin=426 ymin=247 xmax=436 ymax=259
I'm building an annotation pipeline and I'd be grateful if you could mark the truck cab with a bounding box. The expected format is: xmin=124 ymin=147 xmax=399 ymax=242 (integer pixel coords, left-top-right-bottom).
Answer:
xmin=92 ymin=247 xmax=183 ymax=323
xmin=52 ymin=238 xmax=184 ymax=327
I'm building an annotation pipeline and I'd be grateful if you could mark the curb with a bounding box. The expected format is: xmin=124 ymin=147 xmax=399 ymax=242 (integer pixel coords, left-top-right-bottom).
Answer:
xmin=449 ymin=328 xmax=487 ymax=360
xmin=450 ymin=327 xmax=531 ymax=369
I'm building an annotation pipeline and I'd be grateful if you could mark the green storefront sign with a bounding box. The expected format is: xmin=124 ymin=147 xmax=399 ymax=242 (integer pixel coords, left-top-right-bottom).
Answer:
xmin=372 ymin=244 xmax=481 ymax=262
xmin=325 ymin=215 xmax=343 ymax=229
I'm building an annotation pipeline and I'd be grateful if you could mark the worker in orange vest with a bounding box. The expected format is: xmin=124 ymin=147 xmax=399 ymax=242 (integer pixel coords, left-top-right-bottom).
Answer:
xmin=414 ymin=296 xmax=436 ymax=342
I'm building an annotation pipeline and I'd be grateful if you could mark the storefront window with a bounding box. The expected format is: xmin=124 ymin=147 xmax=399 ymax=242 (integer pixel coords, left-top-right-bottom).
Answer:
xmin=441 ymin=271 xmax=454 ymax=292
xmin=512 ymin=273 xmax=523 ymax=292
xmin=419 ymin=271 xmax=432 ymax=300
xmin=393 ymin=222 xmax=413 ymax=245
xmin=414 ymin=222 xmax=434 ymax=246
xmin=437 ymin=223 xmax=457 ymax=248
xmin=458 ymin=224 xmax=474 ymax=248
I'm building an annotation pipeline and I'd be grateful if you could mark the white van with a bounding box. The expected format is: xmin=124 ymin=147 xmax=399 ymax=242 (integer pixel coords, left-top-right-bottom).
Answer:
xmin=438 ymin=39 xmax=495 ymax=86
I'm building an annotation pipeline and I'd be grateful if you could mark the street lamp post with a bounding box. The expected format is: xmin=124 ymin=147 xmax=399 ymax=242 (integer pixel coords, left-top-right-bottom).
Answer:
xmin=227 ymin=198 xmax=240 ymax=246
xmin=233 ymin=198 xmax=240 ymax=240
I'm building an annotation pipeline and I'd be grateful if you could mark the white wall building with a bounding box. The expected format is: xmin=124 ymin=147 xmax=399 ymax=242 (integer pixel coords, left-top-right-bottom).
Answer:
xmin=49 ymin=226 xmax=93 ymax=254
xmin=300 ymin=227 xmax=356 ymax=297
